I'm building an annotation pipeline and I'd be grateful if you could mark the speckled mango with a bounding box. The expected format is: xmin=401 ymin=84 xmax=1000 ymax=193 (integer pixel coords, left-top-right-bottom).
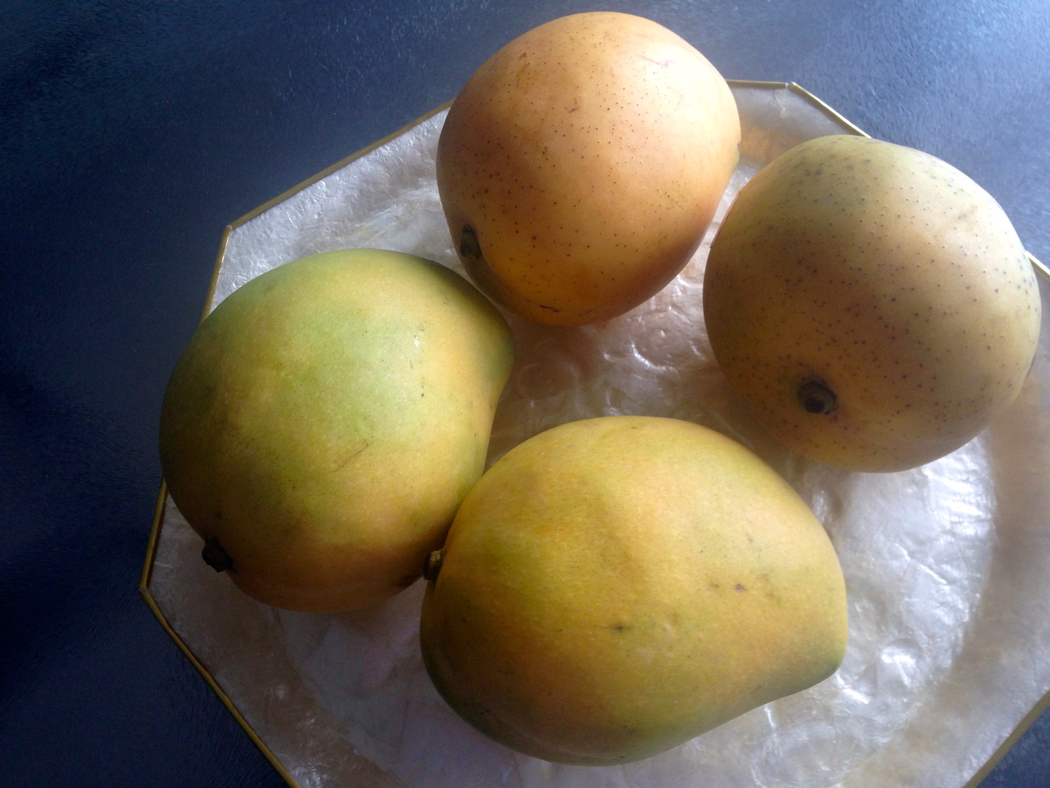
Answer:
xmin=419 ymin=416 xmax=847 ymax=765
xmin=158 ymin=249 xmax=514 ymax=612
xmin=436 ymin=12 xmax=741 ymax=325
xmin=704 ymin=134 xmax=1041 ymax=472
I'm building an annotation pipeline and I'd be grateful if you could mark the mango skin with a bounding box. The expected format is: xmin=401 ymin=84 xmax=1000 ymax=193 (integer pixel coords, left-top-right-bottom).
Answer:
xmin=159 ymin=249 xmax=514 ymax=613
xmin=704 ymin=135 xmax=1041 ymax=472
xmin=420 ymin=416 xmax=847 ymax=766
xmin=437 ymin=12 xmax=741 ymax=325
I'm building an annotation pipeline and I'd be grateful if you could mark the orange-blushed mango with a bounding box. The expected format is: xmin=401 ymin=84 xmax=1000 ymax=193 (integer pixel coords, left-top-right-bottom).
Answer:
xmin=437 ymin=12 xmax=741 ymax=325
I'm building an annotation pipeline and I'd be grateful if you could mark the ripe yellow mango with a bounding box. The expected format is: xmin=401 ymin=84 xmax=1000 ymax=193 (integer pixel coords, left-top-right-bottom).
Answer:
xmin=420 ymin=416 xmax=847 ymax=765
xmin=159 ymin=249 xmax=514 ymax=612
xmin=437 ymin=12 xmax=741 ymax=325
xmin=704 ymin=135 xmax=1041 ymax=472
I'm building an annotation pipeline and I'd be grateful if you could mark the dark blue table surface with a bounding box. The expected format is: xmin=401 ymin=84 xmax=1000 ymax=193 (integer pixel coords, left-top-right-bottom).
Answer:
xmin=3 ymin=2 xmax=1048 ymax=786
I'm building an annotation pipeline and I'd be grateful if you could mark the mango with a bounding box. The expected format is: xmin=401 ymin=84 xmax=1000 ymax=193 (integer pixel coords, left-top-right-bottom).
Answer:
xmin=703 ymin=134 xmax=1041 ymax=472
xmin=158 ymin=249 xmax=514 ymax=612
xmin=437 ymin=12 xmax=741 ymax=325
xmin=419 ymin=416 xmax=847 ymax=765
